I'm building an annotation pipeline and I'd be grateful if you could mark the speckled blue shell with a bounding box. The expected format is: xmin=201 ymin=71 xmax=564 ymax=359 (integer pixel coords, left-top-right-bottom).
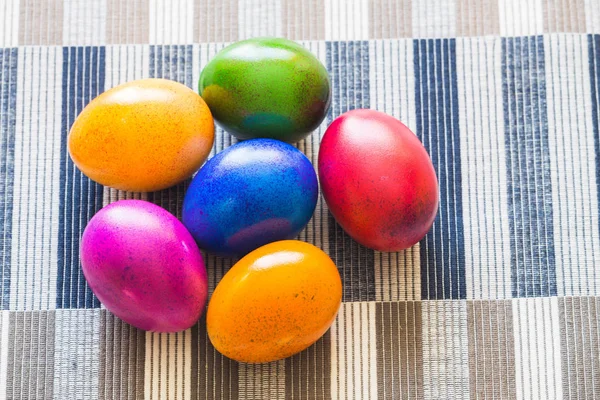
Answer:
xmin=182 ymin=139 xmax=318 ymax=258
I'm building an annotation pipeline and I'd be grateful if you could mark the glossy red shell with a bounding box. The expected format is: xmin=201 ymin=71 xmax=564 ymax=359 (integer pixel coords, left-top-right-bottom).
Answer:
xmin=318 ymin=109 xmax=438 ymax=251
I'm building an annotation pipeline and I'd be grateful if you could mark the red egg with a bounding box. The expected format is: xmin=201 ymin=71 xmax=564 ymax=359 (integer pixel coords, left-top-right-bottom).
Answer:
xmin=318 ymin=109 xmax=438 ymax=251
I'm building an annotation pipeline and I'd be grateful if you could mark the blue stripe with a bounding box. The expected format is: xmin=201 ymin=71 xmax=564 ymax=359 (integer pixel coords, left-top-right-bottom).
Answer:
xmin=0 ymin=48 xmax=18 ymax=310
xmin=414 ymin=39 xmax=466 ymax=300
xmin=326 ymin=41 xmax=375 ymax=302
xmin=147 ymin=45 xmax=194 ymax=219
xmin=57 ymin=47 xmax=106 ymax=309
xmin=149 ymin=45 xmax=194 ymax=89
xmin=589 ymin=35 xmax=600 ymax=243
xmin=502 ymin=36 xmax=556 ymax=297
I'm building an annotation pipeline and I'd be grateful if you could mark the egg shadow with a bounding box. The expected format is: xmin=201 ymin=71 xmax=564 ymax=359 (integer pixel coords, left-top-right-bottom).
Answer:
xmin=188 ymin=312 xmax=333 ymax=398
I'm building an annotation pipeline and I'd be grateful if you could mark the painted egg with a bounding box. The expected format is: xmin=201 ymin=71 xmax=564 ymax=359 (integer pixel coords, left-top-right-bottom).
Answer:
xmin=182 ymin=139 xmax=318 ymax=258
xmin=318 ymin=109 xmax=438 ymax=251
xmin=81 ymin=200 xmax=208 ymax=332
xmin=69 ymin=78 xmax=214 ymax=192
xmin=199 ymin=37 xmax=331 ymax=143
xmin=207 ymin=240 xmax=342 ymax=363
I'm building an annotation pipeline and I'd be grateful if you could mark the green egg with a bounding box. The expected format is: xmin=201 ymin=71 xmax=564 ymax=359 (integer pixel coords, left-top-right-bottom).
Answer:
xmin=199 ymin=37 xmax=331 ymax=143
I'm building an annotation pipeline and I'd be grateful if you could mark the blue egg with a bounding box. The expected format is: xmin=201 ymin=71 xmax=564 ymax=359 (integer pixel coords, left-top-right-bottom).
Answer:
xmin=182 ymin=139 xmax=318 ymax=258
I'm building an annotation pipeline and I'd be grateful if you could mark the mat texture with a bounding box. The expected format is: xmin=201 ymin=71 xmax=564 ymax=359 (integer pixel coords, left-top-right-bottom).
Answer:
xmin=1 ymin=0 xmax=600 ymax=399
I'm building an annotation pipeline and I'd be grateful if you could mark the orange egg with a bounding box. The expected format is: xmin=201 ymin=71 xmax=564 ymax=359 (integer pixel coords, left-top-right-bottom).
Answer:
xmin=68 ymin=78 xmax=214 ymax=192
xmin=207 ymin=240 xmax=342 ymax=363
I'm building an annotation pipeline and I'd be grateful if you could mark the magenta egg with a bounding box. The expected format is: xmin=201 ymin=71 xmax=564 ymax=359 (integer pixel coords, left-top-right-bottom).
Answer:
xmin=81 ymin=200 xmax=208 ymax=332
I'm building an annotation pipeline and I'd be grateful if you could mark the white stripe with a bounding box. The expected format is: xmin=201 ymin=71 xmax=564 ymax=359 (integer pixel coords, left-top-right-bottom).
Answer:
xmin=513 ymin=297 xmax=562 ymax=400
xmin=368 ymin=39 xmax=420 ymax=301
xmin=324 ymin=0 xmax=369 ymax=41
xmin=53 ymin=309 xmax=101 ymax=399
xmin=144 ymin=331 xmax=152 ymax=398
xmin=0 ymin=311 xmax=9 ymax=398
xmin=422 ymin=300 xmax=469 ymax=400
xmin=585 ymin=0 xmax=600 ymax=33
xmin=62 ymin=0 xmax=107 ymax=46
xmin=103 ymin=44 xmax=150 ymax=207
xmin=149 ymin=0 xmax=194 ymax=45
xmin=192 ymin=42 xmax=201 ymax=94
xmin=168 ymin=334 xmax=177 ymax=400
xmin=11 ymin=46 xmax=62 ymax=311
xmin=104 ymin=44 xmax=150 ymax=89
xmin=545 ymin=34 xmax=600 ymax=296
xmin=145 ymin=330 xmax=191 ymax=400
xmin=330 ymin=302 xmax=377 ymax=400
xmin=456 ymin=37 xmax=512 ymax=299
xmin=412 ymin=0 xmax=456 ymax=39
xmin=238 ymin=0 xmax=282 ymax=40
xmin=183 ymin=330 xmax=192 ymax=400
xmin=369 ymin=39 xmax=417 ymax=125
xmin=160 ymin=333 xmax=168 ymax=399
xmin=498 ymin=0 xmax=544 ymax=37
xmin=0 ymin=0 xmax=19 ymax=48
xmin=367 ymin=303 xmax=378 ymax=400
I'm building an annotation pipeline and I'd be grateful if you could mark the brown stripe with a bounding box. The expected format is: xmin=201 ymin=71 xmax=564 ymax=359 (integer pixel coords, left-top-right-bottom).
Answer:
xmin=194 ymin=0 xmax=239 ymax=43
xmin=375 ymin=247 xmax=421 ymax=302
xmin=7 ymin=311 xmax=55 ymax=399
xmin=559 ymin=297 xmax=600 ymax=399
xmin=99 ymin=310 xmax=145 ymax=400
xmin=192 ymin=314 xmax=239 ymax=400
xmin=191 ymin=254 xmax=239 ymax=400
xmin=369 ymin=0 xmax=412 ymax=39
xmin=135 ymin=314 xmax=146 ymax=398
xmin=106 ymin=0 xmax=150 ymax=44
xmin=376 ymin=301 xmax=423 ymax=399
xmin=99 ymin=310 xmax=115 ymax=399
xmin=285 ymin=331 xmax=331 ymax=399
xmin=18 ymin=0 xmax=63 ymax=45
xmin=281 ymin=0 xmax=326 ymax=40
xmin=455 ymin=0 xmax=500 ymax=36
xmin=467 ymin=300 xmax=517 ymax=400
xmin=543 ymin=0 xmax=586 ymax=33
xmin=239 ymin=361 xmax=285 ymax=399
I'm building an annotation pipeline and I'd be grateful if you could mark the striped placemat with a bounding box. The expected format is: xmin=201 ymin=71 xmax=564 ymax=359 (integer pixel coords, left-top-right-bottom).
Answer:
xmin=1 ymin=0 xmax=600 ymax=399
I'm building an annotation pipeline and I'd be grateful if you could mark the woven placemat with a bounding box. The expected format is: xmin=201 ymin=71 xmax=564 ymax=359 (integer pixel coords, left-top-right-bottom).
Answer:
xmin=1 ymin=0 xmax=599 ymax=398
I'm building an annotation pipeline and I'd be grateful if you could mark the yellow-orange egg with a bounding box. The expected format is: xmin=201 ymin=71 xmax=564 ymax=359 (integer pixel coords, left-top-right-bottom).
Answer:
xmin=207 ymin=240 xmax=342 ymax=363
xmin=68 ymin=78 xmax=214 ymax=192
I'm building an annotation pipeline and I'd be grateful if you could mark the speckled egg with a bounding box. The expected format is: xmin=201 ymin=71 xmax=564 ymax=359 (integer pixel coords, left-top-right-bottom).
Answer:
xmin=319 ymin=109 xmax=439 ymax=251
xmin=199 ymin=37 xmax=331 ymax=143
xmin=69 ymin=78 xmax=214 ymax=192
xmin=207 ymin=240 xmax=342 ymax=363
xmin=182 ymin=139 xmax=318 ymax=258
xmin=81 ymin=200 xmax=208 ymax=332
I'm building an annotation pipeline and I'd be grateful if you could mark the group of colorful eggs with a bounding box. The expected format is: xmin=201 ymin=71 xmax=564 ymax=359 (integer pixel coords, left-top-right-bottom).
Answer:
xmin=69 ymin=38 xmax=439 ymax=363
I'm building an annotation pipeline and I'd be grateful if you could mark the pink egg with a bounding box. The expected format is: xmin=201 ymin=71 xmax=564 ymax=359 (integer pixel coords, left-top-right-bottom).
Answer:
xmin=81 ymin=200 xmax=208 ymax=332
